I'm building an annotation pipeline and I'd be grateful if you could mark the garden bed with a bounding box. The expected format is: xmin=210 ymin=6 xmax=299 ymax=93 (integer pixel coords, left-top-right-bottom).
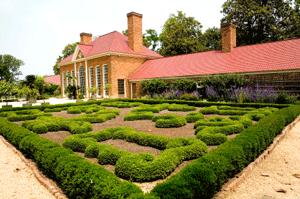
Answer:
xmin=2 ymin=100 xmax=293 ymax=198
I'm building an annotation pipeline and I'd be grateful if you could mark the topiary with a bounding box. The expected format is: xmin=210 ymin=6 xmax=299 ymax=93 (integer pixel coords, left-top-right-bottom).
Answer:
xmin=32 ymin=124 xmax=48 ymax=134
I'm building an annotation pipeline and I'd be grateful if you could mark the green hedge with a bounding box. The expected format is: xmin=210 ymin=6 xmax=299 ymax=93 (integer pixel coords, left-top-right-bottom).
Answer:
xmin=101 ymin=101 xmax=143 ymax=108
xmin=124 ymin=111 xmax=154 ymax=121
xmin=63 ymin=127 xmax=208 ymax=182
xmin=168 ymin=104 xmax=196 ymax=112
xmin=0 ymin=117 xmax=143 ymax=199
xmin=185 ymin=112 xmax=205 ymax=123
xmin=151 ymin=105 xmax=300 ymax=198
xmin=0 ymin=109 xmax=53 ymax=122
xmin=67 ymin=104 xmax=105 ymax=114
xmin=154 ymin=114 xmax=187 ymax=128
xmin=22 ymin=116 xmax=93 ymax=134
xmin=194 ymin=116 xmax=234 ymax=129
xmin=120 ymin=98 xmax=289 ymax=109
xmin=44 ymin=107 xmax=68 ymax=112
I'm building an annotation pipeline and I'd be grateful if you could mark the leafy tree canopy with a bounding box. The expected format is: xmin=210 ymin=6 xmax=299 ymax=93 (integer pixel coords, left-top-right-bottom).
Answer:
xmin=203 ymin=27 xmax=222 ymax=51
xmin=0 ymin=54 xmax=23 ymax=83
xmin=158 ymin=11 xmax=206 ymax=57
xmin=53 ymin=42 xmax=79 ymax=75
xmin=221 ymin=0 xmax=300 ymax=46
xmin=122 ymin=29 xmax=159 ymax=51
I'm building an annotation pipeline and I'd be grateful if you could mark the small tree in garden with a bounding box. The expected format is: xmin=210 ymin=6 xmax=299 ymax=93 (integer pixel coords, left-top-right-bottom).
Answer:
xmin=16 ymin=85 xmax=38 ymax=104
xmin=0 ymin=80 xmax=16 ymax=106
xmin=88 ymin=87 xmax=99 ymax=100
xmin=103 ymin=84 xmax=113 ymax=98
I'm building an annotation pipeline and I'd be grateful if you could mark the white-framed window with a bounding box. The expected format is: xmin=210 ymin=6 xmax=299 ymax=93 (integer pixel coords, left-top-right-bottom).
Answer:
xmin=103 ymin=64 xmax=108 ymax=96
xmin=62 ymin=72 xmax=65 ymax=96
xmin=96 ymin=66 xmax=101 ymax=96
xmin=118 ymin=79 xmax=125 ymax=95
xmin=71 ymin=71 xmax=75 ymax=86
xmin=89 ymin=67 xmax=94 ymax=87
xmin=66 ymin=71 xmax=70 ymax=86
xmin=79 ymin=66 xmax=85 ymax=95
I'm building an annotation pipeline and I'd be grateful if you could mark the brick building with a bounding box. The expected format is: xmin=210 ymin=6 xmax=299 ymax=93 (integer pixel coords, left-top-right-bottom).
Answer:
xmin=59 ymin=12 xmax=300 ymax=98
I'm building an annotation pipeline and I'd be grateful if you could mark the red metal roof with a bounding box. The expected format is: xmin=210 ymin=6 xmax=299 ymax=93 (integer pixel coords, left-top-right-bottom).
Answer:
xmin=45 ymin=75 xmax=60 ymax=85
xmin=129 ymin=38 xmax=300 ymax=80
xmin=59 ymin=31 xmax=162 ymax=64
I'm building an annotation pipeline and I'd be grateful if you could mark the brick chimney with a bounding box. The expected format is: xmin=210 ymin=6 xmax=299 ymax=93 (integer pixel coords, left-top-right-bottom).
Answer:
xmin=221 ymin=23 xmax=236 ymax=53
xmin=127 ymin=12 xmax=143 ymax=52
xmin=80 ymin=33 xmax=92 ymax=45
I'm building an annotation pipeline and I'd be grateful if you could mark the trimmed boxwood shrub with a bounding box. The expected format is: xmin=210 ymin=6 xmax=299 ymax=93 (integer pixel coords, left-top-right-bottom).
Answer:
xmin=151 ymin=105 xmax=300 ymax=199
xmin=67 ymin=104 xmax=105 ymax=114
xmin=101 ymin=101 xmax=144 ymax=108
xmin=199 ymin=106 xmax=218 ymax=114
xmin=22 ymin=116 xmax=93 ymax=134
xmin=155 ymin=114 xmax=187 ymax=128
xmin=185 ymin=112 xmax=205 ymax=123
xmin=44 ymin=107 xmax=68 ymax=112
xmin=194 ymin=116 xmax=234 ymax=129
xmin=168 ymin=104 xmax=196 ymax=112
xmin=2 ymin=109 xmax=52 ymax=122
xmin=63 ymin=127 xmax=208 ymax=182
xmin=124 ymin=111 xmax=154 ymax=121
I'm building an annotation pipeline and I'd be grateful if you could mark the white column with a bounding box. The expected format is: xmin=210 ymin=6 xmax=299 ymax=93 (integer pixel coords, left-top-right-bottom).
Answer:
xmin=74 ymin=62 xmax=77 ymax=86
xmin=131 ymin=83 xmax=133 ymax=98
xmin=124 ymin=79 xmax=126 ymax=98
xmin=85 ymin=60 xmax=88 ymax=97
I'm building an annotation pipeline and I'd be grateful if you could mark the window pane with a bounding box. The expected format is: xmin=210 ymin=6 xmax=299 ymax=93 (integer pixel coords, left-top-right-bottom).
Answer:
xmin=118 ymin=79 xmax=124 ymax=94
xmin=96 ymin=66 xmax=101 ymax=95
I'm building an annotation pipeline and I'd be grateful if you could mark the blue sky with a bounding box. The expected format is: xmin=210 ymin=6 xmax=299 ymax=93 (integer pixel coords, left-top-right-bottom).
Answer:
xmin=0 ymin=0 xmax=226 ymax=80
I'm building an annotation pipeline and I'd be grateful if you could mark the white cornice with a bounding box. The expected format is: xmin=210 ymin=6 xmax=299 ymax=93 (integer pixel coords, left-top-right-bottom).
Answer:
xmin=58 ymin=51 xmax=160 ymax=66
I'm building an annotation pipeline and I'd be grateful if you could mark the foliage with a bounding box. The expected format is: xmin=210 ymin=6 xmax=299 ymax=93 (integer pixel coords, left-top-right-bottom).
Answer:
xmin=203 ymin=27 xmax=222 ymax=50
xmin=53 ymin=42 xmax=79 ymax=75
xmin=122 ymin=29 xmax=159 ymax=51
xmin=154 ymin=114 xmax=187 ymax=128
xmin=16 ymin=85 xmax=39 ymax=103
xmin=0 ymin=54 xmax=24 ymax=83
xmin=200 ymin=74 xmax=248 ymax=100
xmin=221 ymin=0 xmax=300 ymax=46
xmin=141 ymin=79 xmax=168 ymax=96
xmin=159 ymin=11 xmax=206 ymax=57
xmin=170 ymin=79 xmax=197 ymax=93
xmin=0 ymin=80 xmax=16 ymax=105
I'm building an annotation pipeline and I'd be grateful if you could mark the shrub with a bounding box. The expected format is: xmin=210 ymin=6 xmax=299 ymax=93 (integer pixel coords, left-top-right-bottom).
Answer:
xmin=32 ymin=124 xmax=48 ymax=134
xmin=168 ymin=104 xmax=196 ymax=112
xmin=155 ymin=115 xmax=187 ymax=128
xmin=199 ymin=106 xmax=218 ymax=114
xmin=185 ymin=112 xmax=205 ymax=123
xmin=67 ymin=106 xmax=82 ymax=114
xmin=124 ymin=111 xmax=154 ymax=121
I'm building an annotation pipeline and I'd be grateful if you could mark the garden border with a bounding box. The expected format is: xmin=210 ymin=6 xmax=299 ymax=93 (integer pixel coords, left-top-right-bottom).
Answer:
xmin=217 ymin=113 xmax=300 ymax=195
xmin=0 ymin=135 xmax=67 ymax=199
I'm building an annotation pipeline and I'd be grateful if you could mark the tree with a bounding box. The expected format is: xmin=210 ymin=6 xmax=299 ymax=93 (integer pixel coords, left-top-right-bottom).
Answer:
xmin=221 ymin=0 xmax=300 ymax=46
xmin=0 ymin=80 xmax=16 ymax=106
xmin=158 ymin=11 xmax=206 ymax=57
xmin=122 ymin=29 xmax=160 ymax=51
xmin=203 ymin=27 xmax=222 ymax=51
xmin=53 ymin=42 xmax=80 ymax=75
xmin=0 ymin=54 xmax=23 ymax=83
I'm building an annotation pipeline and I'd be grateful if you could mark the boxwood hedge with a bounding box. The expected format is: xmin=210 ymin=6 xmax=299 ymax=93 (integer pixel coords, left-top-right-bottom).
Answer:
xmin=124 ymin=111 xmax=154 ymax=121
xmin=153 ymin=114 xmax=187 ymax=128
xmin=0 ymin=117 xmax=144 ymax=199
xmin=0 ymin=109 xmax=52 ymax=122
xmin=151 ymin=105 xmax=300 ymax=198
xmin=62 ymin=127 xmax=208 ymax=182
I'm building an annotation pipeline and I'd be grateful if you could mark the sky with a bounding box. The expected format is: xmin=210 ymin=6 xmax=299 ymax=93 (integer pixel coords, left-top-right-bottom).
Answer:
xmin=0 ymin=0 xmax=226 ymax=80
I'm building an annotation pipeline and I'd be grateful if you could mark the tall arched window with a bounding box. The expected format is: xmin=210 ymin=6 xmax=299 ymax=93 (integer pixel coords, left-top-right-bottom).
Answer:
xmin=79 ymin=66 xmax=85 ymax=95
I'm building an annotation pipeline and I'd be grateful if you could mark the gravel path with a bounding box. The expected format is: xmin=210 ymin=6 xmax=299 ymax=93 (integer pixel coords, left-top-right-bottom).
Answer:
xmin=0 ymin=138 xmax=55 ymax=199
xmin=216 ymin=121 xmax=300 ymax=199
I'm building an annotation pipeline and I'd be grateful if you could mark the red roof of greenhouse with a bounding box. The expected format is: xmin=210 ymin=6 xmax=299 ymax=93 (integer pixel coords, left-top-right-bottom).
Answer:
xmin=59 ymin=31 xmax=162 ymax=64
xmin=129 ymin=38 xmax=300 ymax=80
xmin=45 ymin=75 xmax=60 ymax=85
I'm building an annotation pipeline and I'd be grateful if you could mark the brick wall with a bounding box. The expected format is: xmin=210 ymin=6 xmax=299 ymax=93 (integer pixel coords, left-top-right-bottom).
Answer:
xmin=127 ymin=12 xmax=143 ymax=52
xmin=221 ymin=23 xmax=236 ymax=53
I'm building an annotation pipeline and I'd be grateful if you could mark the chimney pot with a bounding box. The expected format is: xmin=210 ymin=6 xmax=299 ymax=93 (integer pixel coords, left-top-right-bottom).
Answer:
xmin=127 ymin=12 xmax=143 ymax=52
xmin=80 ymin=33 xmax=92 ymax=45
xmin=221 ymin=23 xmax=236 ymax=53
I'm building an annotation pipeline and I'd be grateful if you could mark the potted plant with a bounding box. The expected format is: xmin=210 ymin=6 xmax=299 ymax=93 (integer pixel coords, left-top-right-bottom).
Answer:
xmin=65 ymin=84 xmax=78 ymax=99
xmin=88 ymin=86 xmax=99 ymax=100
xmin=103 ymin=83 xmax=113 ymax=98
xmin=0 ymin=80 xmax=16 ymax=108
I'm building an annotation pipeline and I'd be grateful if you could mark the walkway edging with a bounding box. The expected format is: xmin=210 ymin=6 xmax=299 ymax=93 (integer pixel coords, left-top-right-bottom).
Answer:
xmin=222 ymin=115 xmax=300 ymax=193
xmin=0 ymin=136 xmax=68 ymax=199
